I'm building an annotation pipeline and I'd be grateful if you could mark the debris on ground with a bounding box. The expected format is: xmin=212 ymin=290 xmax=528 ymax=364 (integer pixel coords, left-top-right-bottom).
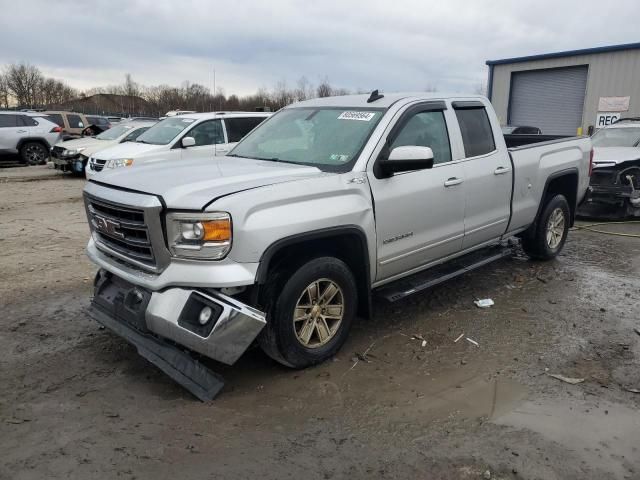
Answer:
xmin=634 ymin=327 xmax=640 ymax=337
xmin=474 ymin=298 xmax=494 ymax=308
xmin=483 ymin=470 xmax=492 ymax=479
xmin=454 ymin=333 xmax=465 ymax=343
xmin=547 ymin=373 xmax=585 ymax=385
xmin=624 ymin=387 xmax=640 ymax=394
xmin=411 ymin=334 xmax=427 ymax=347
xmin=465 ymin=337 xmax=479 ymax=347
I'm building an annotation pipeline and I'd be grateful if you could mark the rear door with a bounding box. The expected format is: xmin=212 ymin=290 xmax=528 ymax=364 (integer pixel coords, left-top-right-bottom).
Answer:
xmin=367 ymin=102 xmax=466 ymax=281
xmin=452 ymin=101 xmax=512 ymax=249
xmin=222 ymin=116 xmax=267 ymax=155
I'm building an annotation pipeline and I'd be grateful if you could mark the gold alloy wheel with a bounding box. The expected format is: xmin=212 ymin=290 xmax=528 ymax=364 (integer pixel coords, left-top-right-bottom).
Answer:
xmin=546 ymin=207 xmax=566 ymax=250
xmin=293 ymin=278 xmax=344 ymax=348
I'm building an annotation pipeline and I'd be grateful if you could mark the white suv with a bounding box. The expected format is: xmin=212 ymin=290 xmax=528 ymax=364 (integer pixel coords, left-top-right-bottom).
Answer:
xmin=0 ymin=111 xmax=62 ymax=165
xmin=86 ymin=112 xmax=270 ymax=177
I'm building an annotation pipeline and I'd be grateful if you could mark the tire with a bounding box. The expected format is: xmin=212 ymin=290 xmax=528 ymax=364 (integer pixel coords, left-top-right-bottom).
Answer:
xmin=522 ymin=194 xmax=571 ymax=260
xmin=258 ymin=256 xmax=357 ymax=368
xmin=20 ymin=142 xmax=48 ymax=166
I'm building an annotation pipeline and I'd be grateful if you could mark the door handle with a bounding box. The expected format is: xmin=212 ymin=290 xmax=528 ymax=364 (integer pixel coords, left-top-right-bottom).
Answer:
xmin=17 ymin=130 xmax=27 ymax=133
xmin=444 ymin=177 xmax=463 ymax=187
xmin=494 ymin=166 xmax=511 ymax=175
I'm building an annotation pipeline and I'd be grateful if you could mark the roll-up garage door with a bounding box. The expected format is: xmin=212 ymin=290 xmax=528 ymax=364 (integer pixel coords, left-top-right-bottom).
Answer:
xmin=508 ymin=66 xmax=588 ymax=135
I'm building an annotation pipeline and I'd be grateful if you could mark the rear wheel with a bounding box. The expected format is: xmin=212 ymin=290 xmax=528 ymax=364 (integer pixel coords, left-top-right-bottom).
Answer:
xmin=20 ymin=142 xmax=48 ymax=165
xmin=522 ymin=194 xmax=570 ymax=260
xmin=258 ymin=256 xmax=357 ymax=368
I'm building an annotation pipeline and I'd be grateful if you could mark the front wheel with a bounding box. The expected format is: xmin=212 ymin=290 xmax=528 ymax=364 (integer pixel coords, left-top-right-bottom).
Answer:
xmin=258 ymin=256 xmax=357 ymax=368
xmin=522 ymin=194 xmax=570 ymax=260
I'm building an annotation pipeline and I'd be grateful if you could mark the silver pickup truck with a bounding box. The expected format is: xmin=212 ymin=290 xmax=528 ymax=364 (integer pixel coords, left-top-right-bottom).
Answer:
xmin=83 ymin=92 xmax=592 ymax=399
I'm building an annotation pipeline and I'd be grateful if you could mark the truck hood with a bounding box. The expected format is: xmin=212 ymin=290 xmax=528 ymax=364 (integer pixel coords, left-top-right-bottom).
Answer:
xmin=91 ymin=156 xmax=330 ymax=209
xmin=593 ymin=147 xmax=640 ymax=168
xmin=91 ymin=141 xmax=166 ymax=160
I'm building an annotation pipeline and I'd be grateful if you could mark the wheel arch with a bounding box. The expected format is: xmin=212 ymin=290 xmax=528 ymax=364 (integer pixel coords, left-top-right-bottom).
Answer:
xmin=537 ymin=168 xmax=579 ymax=227
xmin=255 ymin=225 xmax=372 ymax=319
xmin=17 ymin=137 xmax=51 ymax=151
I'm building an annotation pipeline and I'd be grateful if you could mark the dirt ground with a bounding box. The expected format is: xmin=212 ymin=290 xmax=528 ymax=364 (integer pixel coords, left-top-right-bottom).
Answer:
xmin=1 ymin=166 xmax=640 ymax=480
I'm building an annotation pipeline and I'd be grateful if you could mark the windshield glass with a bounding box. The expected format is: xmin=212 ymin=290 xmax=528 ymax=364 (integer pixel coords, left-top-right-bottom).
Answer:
xmin=229 ymin=108 xmax=385 ymax=171
xmin=592 ymin=127 xmax=640 ymax=147
xmin=95 ymin=124 xmax=133 ymax=140
xmin=136 ymin=117 xmax=196 ymax=145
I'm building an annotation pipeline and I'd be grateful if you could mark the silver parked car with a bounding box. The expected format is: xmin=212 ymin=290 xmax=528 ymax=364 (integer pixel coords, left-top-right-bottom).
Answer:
xmin=0 ymin=111 xmax=62 ymax=164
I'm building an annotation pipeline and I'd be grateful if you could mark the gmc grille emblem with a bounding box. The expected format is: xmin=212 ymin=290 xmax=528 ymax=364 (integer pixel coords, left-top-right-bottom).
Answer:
xmin=92 ymin=214 xmax=124 ymax=239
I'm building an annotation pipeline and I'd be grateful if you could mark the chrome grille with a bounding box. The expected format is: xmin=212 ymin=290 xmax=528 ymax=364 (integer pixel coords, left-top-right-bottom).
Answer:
xmin=86 ymin=196 xmax=156 ymax=269
xmin=89 ymin=157 xmax=107 ymax=172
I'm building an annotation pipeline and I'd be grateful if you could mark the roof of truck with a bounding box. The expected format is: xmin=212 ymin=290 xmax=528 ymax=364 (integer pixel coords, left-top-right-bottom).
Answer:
xmin=174 ymin=111 xmax=272 ymax=121
xmin=290 ymin=92 xmax=487 ymax=109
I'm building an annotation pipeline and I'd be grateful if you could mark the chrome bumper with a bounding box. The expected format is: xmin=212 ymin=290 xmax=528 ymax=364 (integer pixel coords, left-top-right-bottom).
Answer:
xmin=91 ymin=269 xmax=266 ymax=365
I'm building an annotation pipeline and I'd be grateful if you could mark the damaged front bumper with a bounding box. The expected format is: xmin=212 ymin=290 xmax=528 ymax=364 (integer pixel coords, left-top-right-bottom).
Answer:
xmin=88 ymin=269 xmax=266 ymax=400
xmin=578 ymin=164 xmax=640 ymax=218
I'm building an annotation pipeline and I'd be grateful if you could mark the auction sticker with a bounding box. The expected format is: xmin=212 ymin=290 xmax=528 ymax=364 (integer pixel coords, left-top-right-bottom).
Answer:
xmin=338 ymin=111 xmax=376 ymax=121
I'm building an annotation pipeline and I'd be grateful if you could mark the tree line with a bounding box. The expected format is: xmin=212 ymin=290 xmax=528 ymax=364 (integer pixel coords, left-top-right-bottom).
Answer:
xmin=0 ymin=63 xmax=358 ymax=115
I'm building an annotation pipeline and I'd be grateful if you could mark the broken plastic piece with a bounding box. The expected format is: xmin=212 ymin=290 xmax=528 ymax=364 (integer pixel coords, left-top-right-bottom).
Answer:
xmin=454 ymin=333 xmax=465 ymax=343
xmin=466 ymin=337 xmax=479 ymax=346
xmin=547 ymin=373 xmax=584 ymax=385
xmin=474 ymin=298 xmax=494 ymax=308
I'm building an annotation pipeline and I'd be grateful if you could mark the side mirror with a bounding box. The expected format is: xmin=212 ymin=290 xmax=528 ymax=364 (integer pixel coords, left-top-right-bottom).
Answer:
xmin=378 ymin=146 xmax=434 ymax=177
xmin=181 ymin=136 xmax=196 ymax=148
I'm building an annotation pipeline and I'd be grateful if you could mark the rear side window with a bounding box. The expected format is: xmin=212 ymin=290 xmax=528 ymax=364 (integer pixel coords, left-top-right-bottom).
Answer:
xmin=68 ymin=114 xmax=84 ymax=128
xmin=0 ymin=114 xmax=19 ymax=127
xmin=455 ymin=107 xmax=496 ymax=157
xmin=19 ymin=115 xmax=38 ymax=126
xmin=224 ymin=117 xmax=266 ymax=142
xmin=45 ymin=113 xmax=64 ymax=127
xmin=88 ymin=116 xmax=109 ymax=126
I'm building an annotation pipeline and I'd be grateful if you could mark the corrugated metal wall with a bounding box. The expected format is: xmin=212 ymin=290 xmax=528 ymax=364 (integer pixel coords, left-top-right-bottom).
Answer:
xmin=489 ymin=48 xmax=640 ymax=133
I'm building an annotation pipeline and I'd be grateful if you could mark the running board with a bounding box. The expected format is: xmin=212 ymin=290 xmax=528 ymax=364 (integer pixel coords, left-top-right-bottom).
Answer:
xmin=375 ymin=244 xmax=516 ymax=302
xmin=88 ymin=304 xmax=225 ymax=402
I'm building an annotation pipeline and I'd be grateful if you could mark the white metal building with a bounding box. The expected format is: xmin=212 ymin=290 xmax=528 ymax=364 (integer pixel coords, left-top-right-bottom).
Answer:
xmin=486 ymin=42 xmax=640 ymax=135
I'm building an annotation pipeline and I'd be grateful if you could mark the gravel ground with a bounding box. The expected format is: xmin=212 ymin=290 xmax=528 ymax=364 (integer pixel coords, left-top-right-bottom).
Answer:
xmin=1 ymin=166 xmax=639 ymax=480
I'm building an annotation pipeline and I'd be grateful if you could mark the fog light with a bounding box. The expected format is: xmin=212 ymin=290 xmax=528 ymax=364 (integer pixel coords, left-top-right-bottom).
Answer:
xmin=198 ymin=306 xmax=213 ymax=325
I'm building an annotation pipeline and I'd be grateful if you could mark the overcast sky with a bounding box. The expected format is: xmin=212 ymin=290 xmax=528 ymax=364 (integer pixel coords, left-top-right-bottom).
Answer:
xmin=1 ymin=0 xmax=639 ymax=96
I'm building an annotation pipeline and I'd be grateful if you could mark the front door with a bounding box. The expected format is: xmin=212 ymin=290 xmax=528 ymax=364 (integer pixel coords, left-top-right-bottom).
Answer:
xmin=180 ymin=119 xmax=227 ymax=160
xmin=368 ymin=105 xmax=466 ymax=282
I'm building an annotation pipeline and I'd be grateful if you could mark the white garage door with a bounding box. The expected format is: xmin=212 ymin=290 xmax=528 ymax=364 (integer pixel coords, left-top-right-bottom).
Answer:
xmin=508 ymin=66 xmax=588 ymax=135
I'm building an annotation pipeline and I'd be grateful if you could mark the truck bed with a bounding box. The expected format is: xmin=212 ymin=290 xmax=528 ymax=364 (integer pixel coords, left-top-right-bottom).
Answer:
xmin=504 ymin=134 xmax=571 ymax=149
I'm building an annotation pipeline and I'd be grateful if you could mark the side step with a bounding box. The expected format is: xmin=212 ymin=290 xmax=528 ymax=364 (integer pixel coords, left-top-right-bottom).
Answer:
xmin=88 ymin=304 xmax=225 ymax=402
xmin=375 ymin=243 xmax=515 ymax=302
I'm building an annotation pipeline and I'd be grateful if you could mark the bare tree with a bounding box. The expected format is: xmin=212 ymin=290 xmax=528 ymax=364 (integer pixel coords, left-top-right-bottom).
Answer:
xmin=0 ymin=73 xmax=9 ymax=109
xmin=316 ymin=76 xmax=333 ymax=98
xmin=4 ymin=63 xmax=43 ymax=107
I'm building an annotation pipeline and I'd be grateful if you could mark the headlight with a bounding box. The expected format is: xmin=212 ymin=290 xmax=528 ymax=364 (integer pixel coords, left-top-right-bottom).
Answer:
xmin=166 ymin=212 xmax=232 ymax=260
xmin=104 ymin=158 xmax=134 ymax=169
xmin=64 ymin=147 xmax=85 ymax=157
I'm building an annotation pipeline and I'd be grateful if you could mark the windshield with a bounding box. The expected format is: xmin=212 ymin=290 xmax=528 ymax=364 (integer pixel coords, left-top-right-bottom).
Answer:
xmin=592 ymin=127 xmax=640 ymax=147
xmin=229 ymin=107 xmax=384 ymax=171
xmin=95 ymin=124 xmax=133 ymax=140
xmin=136 ymin=117 xmax=196 ymax=145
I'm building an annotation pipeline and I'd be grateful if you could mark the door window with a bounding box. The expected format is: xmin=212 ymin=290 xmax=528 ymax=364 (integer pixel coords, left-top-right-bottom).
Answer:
xmin=390 ymin=110 xmax=452 ymax=164
xmin=455 ymin=108 xmax=496 ymax=157
xmin=224 ymin=117 xmax=266 ymax=142
xmin=187 ymin=120 xmax=224 ymax=146
xmin=0 ymin=114 xmax=19 ymax=127
xmin=19 ymin=115 xmax=38 ymax=126
xmin=122 ymin=127 xmax=150 ymax=142
xmin=68 ymin=114 xmax=84 ymax=129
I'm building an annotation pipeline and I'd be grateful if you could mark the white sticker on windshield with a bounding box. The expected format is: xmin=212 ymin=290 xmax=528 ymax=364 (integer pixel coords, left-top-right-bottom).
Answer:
xmin=182 ymin=119 xmax=195 ymax=123
xmin=338 ymin=111 xmax=376 ymax=121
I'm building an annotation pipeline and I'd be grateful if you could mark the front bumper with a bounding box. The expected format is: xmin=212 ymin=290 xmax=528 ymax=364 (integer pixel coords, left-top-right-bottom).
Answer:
xmin=52 ymin=154 xmax=86 ymax=173
xmin=91 ymin=269 xmax=266 ymax=366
